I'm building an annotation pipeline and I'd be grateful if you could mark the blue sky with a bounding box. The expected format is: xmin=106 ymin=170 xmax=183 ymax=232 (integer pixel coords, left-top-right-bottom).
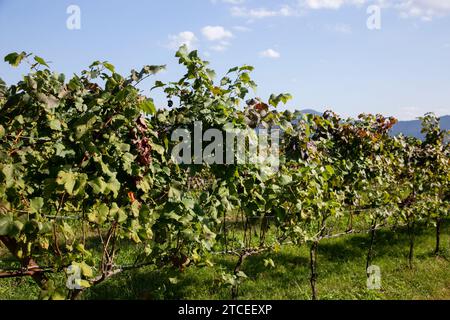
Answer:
xmin=0 ymin=0 xmax=449 ymax=120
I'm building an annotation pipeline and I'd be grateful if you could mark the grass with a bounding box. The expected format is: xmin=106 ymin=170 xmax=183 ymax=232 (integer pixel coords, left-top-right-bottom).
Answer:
xmin=1 ymin=221 xmax=450 ymax=300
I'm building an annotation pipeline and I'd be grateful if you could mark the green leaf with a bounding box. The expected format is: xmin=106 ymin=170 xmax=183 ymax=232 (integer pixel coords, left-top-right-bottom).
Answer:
xmin=165 ymin=211 xmax=181 ymax=221
xmin=269 ymin=93 xmax=293 ymax=107
xmin=72 ymin=174 xmax=88 ymax=196
xmin=137 ymin=178 xmax=151 ymax=193
xmin=150 ymin=142 xmax=164 ymax=155
xmin=105 ymin=177 xmax=121 ymax=198
xmin=169 ymin=277 xmax=179 ymax=284
xmin=4 ymin=52 xmax=27 ymax=67
xmin=239 ymin=72 xmax=251 ymax=83
xmin=0 ymin=214 xmax=13 ymax=236
xmin=182 ymin=198 xmax=195 ymax=210
xmin=0 ymin=77 xmax=6 ymax=92
xmin=11 ymin=221 xmax=24 ymax=236
xmin=139 ymin=99 xmax=156 ymax=115
xmin=280 ymin=93 xmax=292 ymax=104
xmin=280 ymin=174 xmax=292 ymax=186
xmin=151 ymin=80 xmax=165 ymax=90
xmin=239 ymin=65 xmax=254 ymax=72
xmin=130 ymin=201 xmax=140 ymax=218
xmin=88 ymin=203 xmax=109 ymax=224
xmin=103 ymin=62 xmax=115 ymax=73
xmin=89 ymin=177 xmax=106 ymax=194
xmin=78 ymin=279 xmax=91 ymax=288
xmin=206 ymin=68 xmax=216 ymax=80
xmin=36 ymin=93 xmax=60 ymax=109
xmin=75 ymin=115 xmax=97 ymax=139
xmin=30 ymin=197 xmax=44 ymax=213
xmin=142 ymin=65 xmax=165 ymax=75
xmin=34 ymin=56 xmax=50 ymax=68
xmin=49 ymin=119 xmax=62 ymax=131
xmin=175 ymin=45 xmax=190 ymax=63
xmin=227 ymin=67 xmax=239 ymax=74
xmin=110 ymin=203 xmax=127 ymax=223
xmin=117 ymin=210 xmax=128 ymax=223
xmin=56 ymin=171 xmax=76 ymax=195
xmin=122 ymin=153 xmax=136 ymax=174
xmin=79 ymin=261 xmax=93 ymax=277
xmin=264 ymin=258 xmax=275 ymax=268
xmin=325 ymin=165 xmax=335 ymax=176
xmin=0 ymin=213 xmax=23 ymax=236
xmin=168 ymin=186 xmax=182 ymax=202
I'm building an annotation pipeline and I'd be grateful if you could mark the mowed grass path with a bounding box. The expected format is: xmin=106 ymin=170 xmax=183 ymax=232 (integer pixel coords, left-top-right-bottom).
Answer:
xmin=2 ymin=221 xmax=450 ymax=300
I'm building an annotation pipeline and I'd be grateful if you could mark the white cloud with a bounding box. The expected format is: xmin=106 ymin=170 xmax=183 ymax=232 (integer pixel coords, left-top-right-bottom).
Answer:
xmin=226 ymin=0 xmax=450 ymax=25
xmin=299 ymin=0 xmax=450 ymax=20
xmin=231 ymin=5 xmax=297 ymax=18
xmin=259 ymin=49 xmax=281 ymax=59
xmin=201 ymin=26 xmax=233 ymax=41
xmin=300 ymin=0 xmax=366 ymax=10
xmin=201 ymin=26 xmax=234 ymax=52
xmin=396 ymin=0 xmax=450 ymax=21
xmin=209 ymin=40 xmax=232 ymax=52
xmin=167 ymin=31 xmax=198 ymax=50
xmin=229 ymin=0 xmax=450 ymax=22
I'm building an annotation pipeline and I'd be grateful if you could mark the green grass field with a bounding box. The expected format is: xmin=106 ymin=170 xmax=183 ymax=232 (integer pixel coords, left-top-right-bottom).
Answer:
xmin=1 ymin=221 xmax=450 ymax=300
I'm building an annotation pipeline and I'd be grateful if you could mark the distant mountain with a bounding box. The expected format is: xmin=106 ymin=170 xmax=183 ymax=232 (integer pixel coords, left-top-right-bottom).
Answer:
xmin=299 ymin=109 xmax=323 ymax=116
xmin=298 ymin=109 xmax=450 ymax=139
xmin=390 ymin=116 xmax=450 ymax=139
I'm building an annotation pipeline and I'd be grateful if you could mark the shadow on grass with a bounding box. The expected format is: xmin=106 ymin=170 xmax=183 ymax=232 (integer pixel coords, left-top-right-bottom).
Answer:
xmin=88 ymin=221 xmax=439 ymax=299
xmin=320 ymin=221 xmax=438 ymax=262
xmin=8 ymin=220 xmax=440 ymax=300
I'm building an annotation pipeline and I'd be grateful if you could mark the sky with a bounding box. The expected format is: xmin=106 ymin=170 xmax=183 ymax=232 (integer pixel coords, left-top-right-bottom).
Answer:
xmin=0 ymin=0 xmax=449 ymax=120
